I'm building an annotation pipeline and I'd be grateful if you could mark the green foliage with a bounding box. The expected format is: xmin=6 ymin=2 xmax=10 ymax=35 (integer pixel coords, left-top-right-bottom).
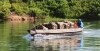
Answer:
xmin=0 ymin=0 xmax=100 ymax=20
xmin=0 ymin=1 xmax=11 ymax=18
xmin=29 ymin=7 xmax=46 ymax=18
xmin=0 ymin=12 xmax=5 ymax=19
xmin=45 ymin=16 xmax=65 ymax=22
xmin=11 ymin=3 xmax=29 ymax=15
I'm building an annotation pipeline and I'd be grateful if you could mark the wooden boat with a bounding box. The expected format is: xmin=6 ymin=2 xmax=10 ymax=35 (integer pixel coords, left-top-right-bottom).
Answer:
xmin=29 ymin=28 xmax=83 ymax=35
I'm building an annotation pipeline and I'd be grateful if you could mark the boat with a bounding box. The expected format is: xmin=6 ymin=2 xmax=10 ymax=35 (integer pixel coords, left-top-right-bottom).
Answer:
xmin=29 ymin=28 xmax=83 ymax=35
xmin=28 ymin=19 xmax=83 ymax=35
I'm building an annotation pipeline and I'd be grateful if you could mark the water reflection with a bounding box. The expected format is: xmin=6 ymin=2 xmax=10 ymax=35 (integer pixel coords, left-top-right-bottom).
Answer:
xmin=0 ymin=21 xmax=33 ymax=51
xmin=30 ymin=34 xmax=83 ymax=51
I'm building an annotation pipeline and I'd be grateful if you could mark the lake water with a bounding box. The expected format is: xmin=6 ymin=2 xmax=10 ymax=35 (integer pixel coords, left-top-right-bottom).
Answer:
xmin=0 ymin=21 xmax=100 ymax=51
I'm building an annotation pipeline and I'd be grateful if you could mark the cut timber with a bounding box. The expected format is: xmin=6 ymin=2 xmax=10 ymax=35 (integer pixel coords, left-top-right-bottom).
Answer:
xmin=29 ymin=28 xmax=83 ymax=34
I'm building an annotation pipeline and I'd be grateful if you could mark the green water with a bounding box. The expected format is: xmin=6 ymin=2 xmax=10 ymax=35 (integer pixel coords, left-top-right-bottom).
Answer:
xmin=0 ymin=21 xmax=33 ymax=51
xmin=0 ymin=21 xmax=100 ymax=51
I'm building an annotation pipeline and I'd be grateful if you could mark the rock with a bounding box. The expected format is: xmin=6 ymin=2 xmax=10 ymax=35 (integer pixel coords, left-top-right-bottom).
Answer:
xmin=8 ymin=14 xmax=34 ymax=21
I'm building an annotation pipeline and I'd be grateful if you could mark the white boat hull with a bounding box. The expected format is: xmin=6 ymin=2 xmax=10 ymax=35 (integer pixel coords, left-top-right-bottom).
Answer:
xmin=30 ymin=28 xmax=83 ymax=34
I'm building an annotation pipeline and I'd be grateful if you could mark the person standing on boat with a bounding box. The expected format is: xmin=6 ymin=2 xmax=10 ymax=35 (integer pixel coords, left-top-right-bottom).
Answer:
xmin=77 ymin=19 xmax=84 ymax=28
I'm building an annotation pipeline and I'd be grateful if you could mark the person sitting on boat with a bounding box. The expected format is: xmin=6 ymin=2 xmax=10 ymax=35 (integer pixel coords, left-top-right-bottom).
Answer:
xmin=73 ymin=21 xmax=78 ymax=28
xmin=63 ymin=23 xmax=68 ymax=29
xmin=70 ymin=21 xmax=74 ymax=28
xmin=57 ymin=22 xmax=65 ymax=29
xmin=66 ymin=21 xmax=73 ymax=28
xmin=42 ymin=25 xmax=48 ymax=30
xmin=64 ymin=21 xmax=70 ymax=29
xmin=77 ymin=19 xmax=84 ymax=28
xmin=51 ymin=22 xmax=57 ymax=29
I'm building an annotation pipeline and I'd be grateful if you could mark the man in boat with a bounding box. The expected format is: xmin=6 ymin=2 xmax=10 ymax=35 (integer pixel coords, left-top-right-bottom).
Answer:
xmin=56 ymin=22 xmax=64 ymax=29
xmin=50 ymin=22 xmax=57 ymax=29
xmin=73 ymin=21 xmax=78 ymax=28
xmin=77 ymin=19 xmax=84 ymax=28
xmin=65 ymin=20 xmax=73 ymax=28
xmin=42 ymin=25 xmax=48 ymax=30
xmin=41 ymin=24 xmax=48 ymax=30
xmin=63 ymin=21 xmax=71 ymax=29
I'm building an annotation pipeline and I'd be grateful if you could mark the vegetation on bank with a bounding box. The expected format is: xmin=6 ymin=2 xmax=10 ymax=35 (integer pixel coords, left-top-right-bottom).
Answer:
xmin=0 ymin=0 xmax=100 ymax=20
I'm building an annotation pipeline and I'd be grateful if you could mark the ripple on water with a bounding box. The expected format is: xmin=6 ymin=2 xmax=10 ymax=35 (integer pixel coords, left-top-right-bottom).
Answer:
xmin=22 ymin=29 xmax=100 ymax=51
xmin=83 ymin=29 xmax=100 ymax=37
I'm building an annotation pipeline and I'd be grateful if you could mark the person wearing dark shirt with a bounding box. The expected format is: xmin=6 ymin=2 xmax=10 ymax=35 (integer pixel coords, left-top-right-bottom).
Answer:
xmin=77 ymin=19 xmax=84 ymax=28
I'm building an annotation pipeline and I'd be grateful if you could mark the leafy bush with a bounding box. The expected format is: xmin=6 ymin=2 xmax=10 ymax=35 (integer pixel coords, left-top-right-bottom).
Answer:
xmin=0 ymin=1 xmax=11 ymax=18
xmin=11 ymin=3 xmax=29 ymax=15
xmin=0 ymin=0 xmax=100 ymax=20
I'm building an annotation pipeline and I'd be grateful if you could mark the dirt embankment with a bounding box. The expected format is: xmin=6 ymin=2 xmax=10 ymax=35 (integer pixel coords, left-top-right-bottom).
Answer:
xmin=8 ymin=14 xmax=35 ymax=22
